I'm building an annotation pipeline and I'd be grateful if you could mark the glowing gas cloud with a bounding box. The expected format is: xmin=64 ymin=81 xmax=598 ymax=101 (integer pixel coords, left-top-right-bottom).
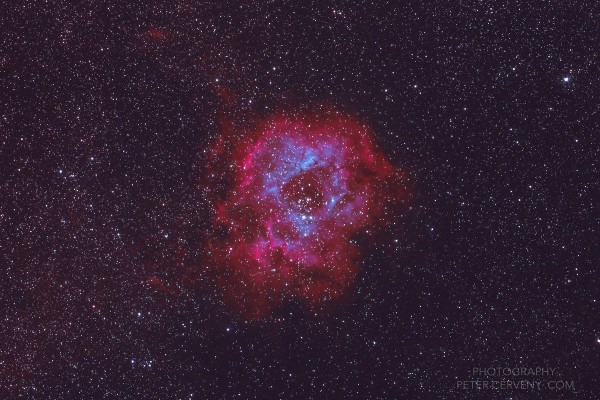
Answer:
xmin=206 ymin=110 xmax=403 ymax=318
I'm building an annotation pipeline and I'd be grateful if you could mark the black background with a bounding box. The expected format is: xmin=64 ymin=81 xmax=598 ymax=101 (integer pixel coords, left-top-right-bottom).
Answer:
xmin=1 ymin=1 xmax=598 ymax=399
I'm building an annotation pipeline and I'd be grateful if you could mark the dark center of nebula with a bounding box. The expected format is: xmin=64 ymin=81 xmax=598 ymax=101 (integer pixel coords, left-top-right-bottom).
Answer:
xmin=281 ymin=170 xmax=325 ymax=214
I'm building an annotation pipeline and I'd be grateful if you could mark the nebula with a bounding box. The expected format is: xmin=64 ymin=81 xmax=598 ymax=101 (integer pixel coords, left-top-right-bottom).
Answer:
xmin=206 ymin=111 xmax=401 ymax=319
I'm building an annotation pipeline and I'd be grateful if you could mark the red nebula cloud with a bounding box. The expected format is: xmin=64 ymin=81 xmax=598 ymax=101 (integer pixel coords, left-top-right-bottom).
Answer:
xmin=204 ymin=110 xmax=405 ymax=319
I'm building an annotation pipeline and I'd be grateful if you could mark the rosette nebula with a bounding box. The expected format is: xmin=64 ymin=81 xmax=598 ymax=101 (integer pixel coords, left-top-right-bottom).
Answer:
xmin=207 ymin=112 xmax=401 ymax=318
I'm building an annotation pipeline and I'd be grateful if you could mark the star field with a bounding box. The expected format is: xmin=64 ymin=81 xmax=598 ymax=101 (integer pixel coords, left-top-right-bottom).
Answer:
xmin=1 ymin=1 xmax=599 ymax=399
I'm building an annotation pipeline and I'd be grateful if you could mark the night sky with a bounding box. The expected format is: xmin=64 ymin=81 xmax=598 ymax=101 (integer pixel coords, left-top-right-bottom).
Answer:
xmin=2 ymin=1 xmax=599 ymax=399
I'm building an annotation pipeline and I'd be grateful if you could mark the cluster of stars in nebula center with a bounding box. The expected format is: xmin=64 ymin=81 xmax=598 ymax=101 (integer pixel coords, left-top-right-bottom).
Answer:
xmin=207 ymin=112 xmax=400 ymax=318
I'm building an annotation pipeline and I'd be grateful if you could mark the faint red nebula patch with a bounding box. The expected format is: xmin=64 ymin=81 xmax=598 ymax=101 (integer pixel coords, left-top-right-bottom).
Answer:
xmin=204 ymin=110 xmax=405 ymax=319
